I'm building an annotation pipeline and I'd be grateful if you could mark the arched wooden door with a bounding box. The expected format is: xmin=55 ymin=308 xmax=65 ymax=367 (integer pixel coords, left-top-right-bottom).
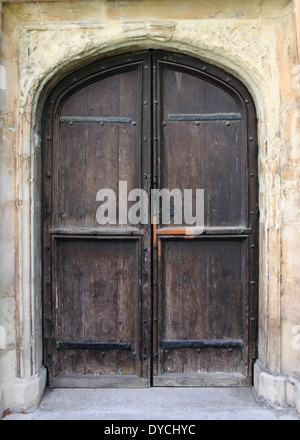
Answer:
xmin=43 ymin=51 xmax=258 ymax=388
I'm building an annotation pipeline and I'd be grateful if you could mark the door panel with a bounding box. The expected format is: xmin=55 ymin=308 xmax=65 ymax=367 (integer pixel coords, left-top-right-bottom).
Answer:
xmin=160 ymin=238 xmax=246 ymax=342
xmin=43 ymin=53 xmax=151 ymax=387
xmin=153 ymin=237 xmax=249 ymax=386
xmin=55 ymin=238 xmax=140 ymax=374
xmin=152 ymin=52 xmax=257 ymax=386
xmin=161 ymin=66 xmax=240 ymax=114
xmin=161 ymin=120 xmax=245 ymax=227
xmin=56 ymin=68 xmax=143 ymax=230
xmin=158 ymin=64 xmax=246 ymax=228
xmin=43 ymin=51 xmax=258 ymax=388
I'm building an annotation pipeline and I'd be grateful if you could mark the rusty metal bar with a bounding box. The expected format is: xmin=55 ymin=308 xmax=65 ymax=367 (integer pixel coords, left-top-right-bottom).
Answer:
xmin=153 ymin=215 xmax=157 ymax=247
xmin=156 ymin=227 xmax=251 ymax=235
xmin=158 ymin=239 xmax=162 ymax=257
xmin=156 ymin=227 xmax=203 ymax=236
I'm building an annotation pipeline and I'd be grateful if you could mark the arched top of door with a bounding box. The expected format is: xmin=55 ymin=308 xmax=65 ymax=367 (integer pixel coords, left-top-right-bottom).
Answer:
xmin=43 ymin=50 xmax=256 ymax=124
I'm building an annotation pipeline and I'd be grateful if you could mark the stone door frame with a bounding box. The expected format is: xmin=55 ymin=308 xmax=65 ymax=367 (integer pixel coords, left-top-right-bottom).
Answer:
xmin=11 ymin=28 xmax=294 ymax=410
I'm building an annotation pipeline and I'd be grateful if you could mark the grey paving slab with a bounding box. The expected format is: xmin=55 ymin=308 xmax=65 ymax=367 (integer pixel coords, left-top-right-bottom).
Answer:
xmin=2 ymin=387 xmax=300 ymax=420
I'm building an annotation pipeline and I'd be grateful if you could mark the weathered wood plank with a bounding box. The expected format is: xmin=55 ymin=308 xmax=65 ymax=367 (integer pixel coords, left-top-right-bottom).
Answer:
xmin=49 ymin=375 xmax=149 ymax=388
xmin=153 ymin=373 xmax=251 ymax=387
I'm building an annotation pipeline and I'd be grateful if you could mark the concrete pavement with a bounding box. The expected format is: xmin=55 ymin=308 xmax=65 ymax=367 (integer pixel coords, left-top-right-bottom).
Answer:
xmin=2 ymin=387 xmax=299 ymax=420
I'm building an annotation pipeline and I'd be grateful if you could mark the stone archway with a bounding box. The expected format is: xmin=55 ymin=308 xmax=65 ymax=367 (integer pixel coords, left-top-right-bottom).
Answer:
xmin=3 ymin=2 xmax=297 ymax=412
xmin=31 ymin=39 xmax=268 ymax=398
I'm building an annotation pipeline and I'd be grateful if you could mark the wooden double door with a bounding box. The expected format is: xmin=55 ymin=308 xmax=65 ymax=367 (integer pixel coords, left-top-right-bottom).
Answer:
xmin=43 ymin=51 xmax=258 ymax=387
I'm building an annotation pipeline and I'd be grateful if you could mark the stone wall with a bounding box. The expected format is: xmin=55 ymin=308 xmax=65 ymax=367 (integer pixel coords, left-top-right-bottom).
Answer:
xmin=0 ymin=0 xmax=299 ymax=416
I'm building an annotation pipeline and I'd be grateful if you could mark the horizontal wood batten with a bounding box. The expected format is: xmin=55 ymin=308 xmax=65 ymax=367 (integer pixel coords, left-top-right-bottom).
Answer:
xmin=49 ymin=375 xmax=149 ymax=389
